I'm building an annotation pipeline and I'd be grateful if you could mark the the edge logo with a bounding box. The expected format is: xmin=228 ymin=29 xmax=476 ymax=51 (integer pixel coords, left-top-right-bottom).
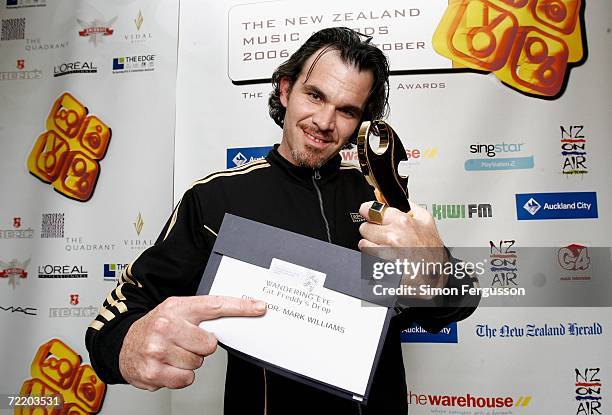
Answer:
xmin=516 ymin=192 xmax=598 ymax=220
xmin=103 ymin=263 xmax=128 ymax=281
xmin=489 ymin=240 xmax=518 ymax=287
xmin=575 ymin=368 xmax=602 ymax=415
xmin=112 ymin=55 xmax=155 ymax=73
xmin=466 ymin=142 xmax=534 ymax=171
xmin=431 ymin=203 xmax=492 ymax=220
xmin=561 ymin=125 xmax=588 ymax=177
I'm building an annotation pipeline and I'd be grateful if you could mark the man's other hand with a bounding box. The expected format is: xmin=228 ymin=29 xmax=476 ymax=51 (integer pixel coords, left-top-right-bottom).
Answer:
xmin=119 ymin=295 xmax=266 ymax=390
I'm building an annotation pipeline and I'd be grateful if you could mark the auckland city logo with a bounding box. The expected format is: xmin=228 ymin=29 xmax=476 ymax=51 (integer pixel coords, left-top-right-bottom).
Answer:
xmin=516 ymin=192 xmax=598 ymax=220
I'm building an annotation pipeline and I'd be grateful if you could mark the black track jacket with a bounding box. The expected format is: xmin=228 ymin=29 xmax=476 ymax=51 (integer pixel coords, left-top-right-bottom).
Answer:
xmin=86 ymin=147 xmax=476 ymax=414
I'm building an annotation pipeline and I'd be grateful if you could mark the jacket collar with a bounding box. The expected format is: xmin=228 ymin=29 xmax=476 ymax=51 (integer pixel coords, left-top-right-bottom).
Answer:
xmin=266 ymin=144 xmax=342 ymax=183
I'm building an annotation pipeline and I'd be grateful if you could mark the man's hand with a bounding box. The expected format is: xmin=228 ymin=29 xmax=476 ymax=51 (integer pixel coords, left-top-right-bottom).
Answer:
xmin=119 ymin=295 xmax=266 ymax=391
xmin=358 ymin=201 xmax=448 ymax=297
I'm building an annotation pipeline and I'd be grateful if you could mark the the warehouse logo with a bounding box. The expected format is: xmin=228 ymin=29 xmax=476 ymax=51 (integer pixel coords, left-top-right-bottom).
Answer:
xmin=38 ymin=264 xmax=88 ymax=279
xmin=340 ymin=147 xmax=438 ymax=167
xmin=575 ymin=368 xmax=602 ymax=415
xmin=408 ymin=391 xmax=531 ymax=408
xmin=516 ymin=192 xmax=598 ymax=220
xmin=465 ymin=142 xmax=534 ymax=171
xmin=489 ymin=240 xmax=518 ymax=287
xmin=430 ymin=203 xmax=492 ymax=220
xmin=561 ymin=125 xmax=588 ymax=177
xmin=54 ymin=60 xmax=98 ymax=77
xmin=112 ymin=55 xmax=155 ymax=73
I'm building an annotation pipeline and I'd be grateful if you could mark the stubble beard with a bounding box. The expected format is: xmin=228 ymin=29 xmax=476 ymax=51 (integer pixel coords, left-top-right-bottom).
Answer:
xmin=291 ymin=146 xmax=326 ymax=169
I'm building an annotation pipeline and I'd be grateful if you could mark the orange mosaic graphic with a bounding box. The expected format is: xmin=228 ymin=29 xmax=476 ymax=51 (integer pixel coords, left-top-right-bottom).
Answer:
xmin=27 ymin=93 xmax=112 ymax=202
xmin=15 ymin=339 xmax=106 ymax=415
xmin=433 ymin=0 xmax=584 ymax=97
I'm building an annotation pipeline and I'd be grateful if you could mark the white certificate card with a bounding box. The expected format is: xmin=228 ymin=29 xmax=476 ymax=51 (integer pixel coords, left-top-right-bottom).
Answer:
xmin=199 ymin=256 xmax=389 ymax=399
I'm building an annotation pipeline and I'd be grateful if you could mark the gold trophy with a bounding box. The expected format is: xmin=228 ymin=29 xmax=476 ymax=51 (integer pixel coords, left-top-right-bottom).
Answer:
xmin=357 ymin=120 xmax=411 ymax=214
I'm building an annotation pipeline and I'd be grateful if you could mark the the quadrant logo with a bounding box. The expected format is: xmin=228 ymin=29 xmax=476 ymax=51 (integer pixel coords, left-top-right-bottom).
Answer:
xmin=465 ymin=142 xmax=534 ymax=171
xmin=516 ymin=192 xmax=597 ymax=220
xmin=401 ymin=322 xmax=457 ymax=344
xmin=226 ymin=146 xmax=272 ymax=168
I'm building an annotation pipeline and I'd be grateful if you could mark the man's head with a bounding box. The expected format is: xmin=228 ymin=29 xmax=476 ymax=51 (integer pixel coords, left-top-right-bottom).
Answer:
xmin=269 ymin=27 xmax=390 ymax=169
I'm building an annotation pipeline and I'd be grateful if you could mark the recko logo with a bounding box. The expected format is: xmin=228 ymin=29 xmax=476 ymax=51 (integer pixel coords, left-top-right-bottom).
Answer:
xmin=516 ymin=192 xmax=598 ymax=220
xmin=466 ymin=141 xmax=534 ymax=171
xmin=226 ymin=146 xmax=272 ymax=168
xmin=1 ymin=216 xmax=34 ymax=239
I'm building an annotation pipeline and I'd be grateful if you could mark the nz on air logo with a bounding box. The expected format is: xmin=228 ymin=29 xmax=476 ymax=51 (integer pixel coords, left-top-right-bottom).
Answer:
xmin=465 ymin=142 xmax=534 ymax=171
xmin=17 ymin=338 xmax=106 ymax=414
xmin=561 ymin=125 xmax=588 ymax=177
xmin=516 ymin=192 xmax=598 ymax=220
xmin=27 ymin=92 xmax=112 ymax=202
xmin=575 ymin=368 xmax=601 ymax=415
xmin=489 ymin=240 xmax=518 ymax=287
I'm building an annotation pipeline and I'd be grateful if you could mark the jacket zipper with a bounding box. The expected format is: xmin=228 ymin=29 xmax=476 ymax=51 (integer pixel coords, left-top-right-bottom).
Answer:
xmin=263 ymin=368 xmax=268 ymax=415
xmin=312 ymin=170 xmax=332 ymax=243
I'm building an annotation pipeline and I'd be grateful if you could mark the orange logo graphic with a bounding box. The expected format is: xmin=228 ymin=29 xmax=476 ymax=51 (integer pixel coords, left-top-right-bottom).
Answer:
xmin=27 ymin=93 xmax=112 ymax=202
xmin=15 ymin=338 xmax=106 ymax=415
xmin=433 ymin=0 xmax=585 ymax=98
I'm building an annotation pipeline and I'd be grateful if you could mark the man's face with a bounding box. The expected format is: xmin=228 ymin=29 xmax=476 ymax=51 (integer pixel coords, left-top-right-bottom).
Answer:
xmin=278 ymin=49 xmax=374 ymax=169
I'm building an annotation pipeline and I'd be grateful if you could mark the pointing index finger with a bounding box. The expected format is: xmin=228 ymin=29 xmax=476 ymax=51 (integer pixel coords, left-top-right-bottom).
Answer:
xmin=183 ymin=295 xmax=266 ymax=324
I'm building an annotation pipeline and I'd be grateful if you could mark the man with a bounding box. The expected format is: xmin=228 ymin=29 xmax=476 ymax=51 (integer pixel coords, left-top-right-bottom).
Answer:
xmin=87 ymin=27 xmax=476 ymax=414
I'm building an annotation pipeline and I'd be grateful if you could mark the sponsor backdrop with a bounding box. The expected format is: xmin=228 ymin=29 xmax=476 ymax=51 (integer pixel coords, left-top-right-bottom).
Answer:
xmin=174 ymin=1 xmax=610 ymax=415
xmin=1 ymin=0 xmax=610 ymax=414
xmin=0 ymin=0 xmax=177 ymax=414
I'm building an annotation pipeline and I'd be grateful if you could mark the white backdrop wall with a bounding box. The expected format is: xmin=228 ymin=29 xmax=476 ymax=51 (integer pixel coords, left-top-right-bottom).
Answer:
xmin=1 ymin=0 xmax=610 ymax=414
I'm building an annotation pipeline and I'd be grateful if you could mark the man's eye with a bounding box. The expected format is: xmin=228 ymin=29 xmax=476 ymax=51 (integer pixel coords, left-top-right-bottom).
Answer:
xmin=308 ymin=92 xmax=321 ymax=101
xmin=340 ymin=109 xmax=356 ymax=118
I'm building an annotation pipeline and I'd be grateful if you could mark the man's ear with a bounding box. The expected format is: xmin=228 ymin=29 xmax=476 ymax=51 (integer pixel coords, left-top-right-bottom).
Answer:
xmin=279 ymin=77 xmax=292 ymax=108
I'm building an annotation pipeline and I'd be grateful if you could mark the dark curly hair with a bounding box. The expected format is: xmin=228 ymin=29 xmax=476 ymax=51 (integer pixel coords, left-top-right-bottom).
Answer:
xmin=268 ymin=27 xmax=390 ymax=142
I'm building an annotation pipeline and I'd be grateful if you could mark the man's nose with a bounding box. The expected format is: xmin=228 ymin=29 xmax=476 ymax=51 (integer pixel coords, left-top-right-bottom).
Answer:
xmin=312 ymin=105 xmax=335 ymax=132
